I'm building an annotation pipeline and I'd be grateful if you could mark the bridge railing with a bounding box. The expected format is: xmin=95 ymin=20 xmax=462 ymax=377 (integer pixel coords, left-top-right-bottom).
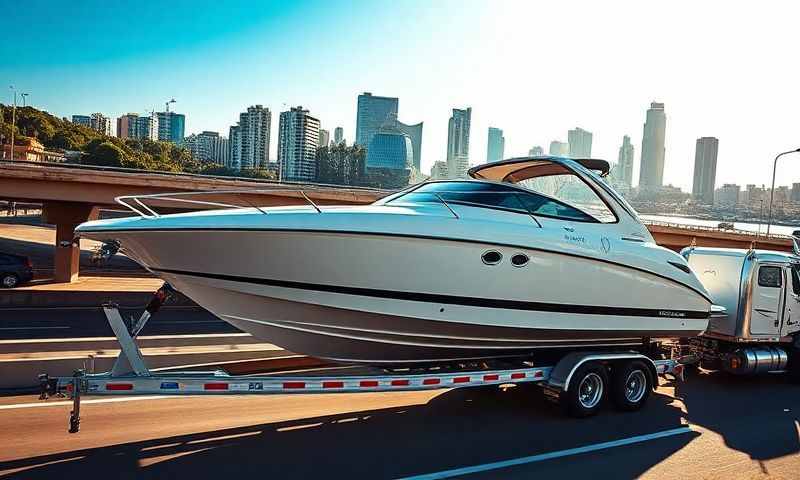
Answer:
xmin=642 ymin=219 xmax=792 ymax=240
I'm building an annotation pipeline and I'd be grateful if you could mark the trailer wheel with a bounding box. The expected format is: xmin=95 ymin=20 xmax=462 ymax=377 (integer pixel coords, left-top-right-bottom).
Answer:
xmin=562 ymin=362 xmax=608 ymax=418
xmin=610 ymin=360 xmax=652 ymax=412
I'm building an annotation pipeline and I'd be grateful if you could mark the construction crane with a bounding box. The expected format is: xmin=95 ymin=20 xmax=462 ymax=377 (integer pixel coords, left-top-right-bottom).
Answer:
xmin=165 ymin=98 xmax=176 ymax=113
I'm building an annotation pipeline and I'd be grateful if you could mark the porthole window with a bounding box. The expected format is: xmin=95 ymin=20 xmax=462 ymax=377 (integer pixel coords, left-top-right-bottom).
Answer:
xmin=482 ymin=250 xmax=502 ymax=265
xmin=511 ymin=253 xmax=529 ymax=267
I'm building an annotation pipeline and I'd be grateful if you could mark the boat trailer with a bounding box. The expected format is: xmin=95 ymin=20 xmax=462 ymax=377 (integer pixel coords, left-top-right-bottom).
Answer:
xmin=39 ymin=284 xmax=688 ymax=433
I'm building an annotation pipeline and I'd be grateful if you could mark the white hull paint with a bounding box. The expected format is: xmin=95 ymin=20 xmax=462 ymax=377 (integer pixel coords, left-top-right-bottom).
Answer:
xmin=80 ymin=227 xmax=710 ymax=363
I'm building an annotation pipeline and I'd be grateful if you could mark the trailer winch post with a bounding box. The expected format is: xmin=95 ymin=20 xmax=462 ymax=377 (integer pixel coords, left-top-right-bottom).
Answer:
xmin=68 ymin=369 xmax=84 ymax=434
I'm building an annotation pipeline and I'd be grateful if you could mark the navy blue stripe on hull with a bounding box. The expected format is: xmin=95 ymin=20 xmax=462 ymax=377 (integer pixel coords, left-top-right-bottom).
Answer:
xmin=152 ymin=267 xmax=710 ymax=320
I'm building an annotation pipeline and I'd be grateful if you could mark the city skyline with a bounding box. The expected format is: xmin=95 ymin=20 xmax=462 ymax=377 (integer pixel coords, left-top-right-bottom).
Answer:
xmin=4 ymin=1 xmax=800 ymax=190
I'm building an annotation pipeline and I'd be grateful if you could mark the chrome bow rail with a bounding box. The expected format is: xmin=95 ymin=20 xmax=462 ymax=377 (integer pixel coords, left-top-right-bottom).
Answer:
xmin=115 ymin=189 xmax=323 ymax=219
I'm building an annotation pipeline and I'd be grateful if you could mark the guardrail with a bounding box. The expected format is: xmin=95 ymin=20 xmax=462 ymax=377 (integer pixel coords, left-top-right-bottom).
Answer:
xmin=642 ymin=219 xmax=792 ymax=240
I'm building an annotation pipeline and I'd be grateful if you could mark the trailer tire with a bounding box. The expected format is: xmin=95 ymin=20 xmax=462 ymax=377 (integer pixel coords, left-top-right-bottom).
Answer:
xmin=611 ymin=360 xmax=652 ymax=412
xmin=562 ymin=362 xmax=607 ymax=418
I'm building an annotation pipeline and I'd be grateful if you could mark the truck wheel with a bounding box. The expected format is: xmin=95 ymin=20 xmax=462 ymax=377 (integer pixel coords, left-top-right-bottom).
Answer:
xmin=562 ymin=362 xmax=608 ymax=418
xmin=611 ymin=360 xmax=652 ymax=411
xmin=1 ymin=273 xmax=19 ymax=288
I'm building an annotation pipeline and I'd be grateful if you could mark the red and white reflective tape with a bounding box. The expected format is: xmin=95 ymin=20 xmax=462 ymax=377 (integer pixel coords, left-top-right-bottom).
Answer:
xmin=61 ymin=367 xmax=553 ymax=396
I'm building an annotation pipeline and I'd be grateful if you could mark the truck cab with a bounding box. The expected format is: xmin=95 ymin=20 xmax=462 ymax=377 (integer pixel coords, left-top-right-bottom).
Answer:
xmin=682 ymin=246 xmax=800 ymax=377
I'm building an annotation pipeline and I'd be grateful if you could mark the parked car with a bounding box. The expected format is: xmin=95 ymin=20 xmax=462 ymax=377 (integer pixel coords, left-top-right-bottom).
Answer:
xmin=0 ymin=252 xmax=33 ymax=288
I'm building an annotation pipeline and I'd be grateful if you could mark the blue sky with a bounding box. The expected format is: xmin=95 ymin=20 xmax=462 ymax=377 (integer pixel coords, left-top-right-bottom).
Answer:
xmin=4 ymin=1 xmax=800 ymax=189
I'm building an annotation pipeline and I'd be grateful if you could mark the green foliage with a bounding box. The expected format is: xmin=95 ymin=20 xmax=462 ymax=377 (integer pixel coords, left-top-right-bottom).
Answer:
xmin=315 ymin=143 xmax=366 ymax=186
xmin=89 ymin=142 xmax=126 ymax=167
xmin=0 ymin=104 xmax=269 ymax=181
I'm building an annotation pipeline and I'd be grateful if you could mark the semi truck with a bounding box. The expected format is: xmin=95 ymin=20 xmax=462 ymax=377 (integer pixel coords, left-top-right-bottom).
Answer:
xmin=682 ymin=238 xmax=800 ymax=380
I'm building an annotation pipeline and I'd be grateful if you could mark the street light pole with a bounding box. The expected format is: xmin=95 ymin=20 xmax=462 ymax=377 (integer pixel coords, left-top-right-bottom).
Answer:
xmin=766 ymin=148 xmax=800 ymax=236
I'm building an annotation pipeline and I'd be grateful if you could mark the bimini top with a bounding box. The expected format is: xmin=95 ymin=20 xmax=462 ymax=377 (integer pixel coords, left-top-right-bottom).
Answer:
xmin=468 ymin=156 xmax=610 ymax=183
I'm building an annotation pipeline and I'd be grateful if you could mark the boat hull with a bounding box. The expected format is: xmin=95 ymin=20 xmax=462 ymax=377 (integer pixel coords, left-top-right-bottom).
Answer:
xmin=82 ymin=228 xmax=711 ymax=364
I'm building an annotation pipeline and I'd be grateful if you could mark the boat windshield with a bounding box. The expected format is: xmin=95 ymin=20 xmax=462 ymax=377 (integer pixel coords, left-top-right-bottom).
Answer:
xmin=386 ymin=181 xmax=607 ymax=223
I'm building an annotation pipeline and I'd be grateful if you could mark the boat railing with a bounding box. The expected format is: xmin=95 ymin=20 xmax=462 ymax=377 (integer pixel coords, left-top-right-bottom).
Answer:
xmin=115 ymin=189 xmax=324 ymax=219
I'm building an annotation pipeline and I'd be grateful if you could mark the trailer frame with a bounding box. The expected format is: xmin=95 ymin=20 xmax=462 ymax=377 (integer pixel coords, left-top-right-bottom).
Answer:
xmin=40 ymin=286 xmax=687 ymax=433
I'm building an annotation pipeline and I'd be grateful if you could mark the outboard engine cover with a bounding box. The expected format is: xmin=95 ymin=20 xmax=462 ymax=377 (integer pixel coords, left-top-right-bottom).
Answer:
xmin=723 ymin=347 xmax=789 ymax=375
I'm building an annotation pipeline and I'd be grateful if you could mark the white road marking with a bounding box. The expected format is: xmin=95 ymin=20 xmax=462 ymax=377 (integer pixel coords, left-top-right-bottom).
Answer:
xmin=397 ymin=426 xmax=695 ymax=480
xmin=0 ymin=326 xmax=69 ymax=330
xmin=0 ymin=395 xmax=183 ymax=410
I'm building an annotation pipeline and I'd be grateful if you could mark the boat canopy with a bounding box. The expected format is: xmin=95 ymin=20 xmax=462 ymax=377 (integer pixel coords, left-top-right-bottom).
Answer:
xmin=468 ymin=157 xmax=611 ymax=183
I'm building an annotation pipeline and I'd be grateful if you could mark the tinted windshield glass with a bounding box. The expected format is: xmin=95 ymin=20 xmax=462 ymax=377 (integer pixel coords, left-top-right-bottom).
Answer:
xmin=387 ymin=182 xmax=598 ymax=222
xmin=517 ymin=173 xmax=616 ymax=223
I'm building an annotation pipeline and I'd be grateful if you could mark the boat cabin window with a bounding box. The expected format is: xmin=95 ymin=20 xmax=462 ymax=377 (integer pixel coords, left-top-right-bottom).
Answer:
xmin=388 ymin=182 xmax=599 ymax=222
xmin=514 ymin=169 xmax=616 ymax=223
xmin=758 ymin=266 xmax=782 ymax=288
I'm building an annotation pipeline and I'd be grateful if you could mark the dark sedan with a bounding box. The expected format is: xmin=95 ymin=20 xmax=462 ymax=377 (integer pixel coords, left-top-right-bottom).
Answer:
xmin=0 ymin=252 xmax=33 ymax=288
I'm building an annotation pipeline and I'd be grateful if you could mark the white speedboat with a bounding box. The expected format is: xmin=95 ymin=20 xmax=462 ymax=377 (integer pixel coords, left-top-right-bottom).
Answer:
xmin=75 ymin=157 xmax=712 ymax=364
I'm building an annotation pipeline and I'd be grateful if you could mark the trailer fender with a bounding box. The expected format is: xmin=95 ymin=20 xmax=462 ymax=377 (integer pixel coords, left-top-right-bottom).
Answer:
xmin=547 ymin=352 xmax=658 ymax=392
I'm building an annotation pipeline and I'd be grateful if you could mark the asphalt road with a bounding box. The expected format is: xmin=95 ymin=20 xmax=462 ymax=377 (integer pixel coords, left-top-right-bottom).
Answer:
xmin=1 ymin=370 xmax=799 ymax=479
xmin=0 ymin=307 xmax=238 ymax=340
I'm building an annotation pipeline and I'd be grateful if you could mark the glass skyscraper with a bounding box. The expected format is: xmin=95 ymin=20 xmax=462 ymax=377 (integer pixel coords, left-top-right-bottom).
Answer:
xmin=487 ymin=127 xmax=504 ymax=162
xmin=639 ymin=102 xmax=667 ymax=189
xmin=366 ymin=130 xmax=413 ymax=170
xmin=355 ymin=92 xmax=398 ymax=148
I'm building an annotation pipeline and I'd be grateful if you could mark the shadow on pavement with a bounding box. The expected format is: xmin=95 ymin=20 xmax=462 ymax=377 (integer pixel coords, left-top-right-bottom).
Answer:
xmin=0 ymin=384 xmax=695 ymax=479
xmin=676 ymin=368 xmax=800 ymax=461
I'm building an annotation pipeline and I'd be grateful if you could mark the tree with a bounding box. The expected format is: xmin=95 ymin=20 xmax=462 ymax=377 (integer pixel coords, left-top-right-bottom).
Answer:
xmin=87 ymin=142 xmax=127 ymax=167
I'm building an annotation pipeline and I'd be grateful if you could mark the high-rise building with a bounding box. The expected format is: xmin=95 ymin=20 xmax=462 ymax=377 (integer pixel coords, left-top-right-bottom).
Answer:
xmin=232 ymin=105 xmax=271 ymax=170
xmin=278 ymin=106 xmax=320 ymax=182
xmin=792 ymin=183 xmax=800 ymax=203
xmin=638 ymin=102 xmax=667 ymax=189
xmin=73 ymin=114 xmax=112 ymax=135
xmin=366 ymin=129 xmax=413 ymax=171
xmin=228 ymin=125 xmax=241 ymax=170
xmin=116 ymin=113 xmax=158 ymax=140
xmin=617 ymin=135 xmax=635 ymax=188
xmin=90 ymin=113 xmax=113 ymax=136
xmin=183 ymin=131 xmax=229 ymax=165
xmin=355 ymin=92 xmax=398 ymax=147
xmin=487 ymin=127 xmax=505 ymax=162
xmin=71 ymin=115 xmax=91 ymax=127
xmin=549 ymin=140 xmax=569 ymax=156
xmin=155 ymin=111 xmax=185 ymax=143
xmin=396 ymin=121 xmax=423 ymax=172
xmin=692 ymin=136 xmax=719 ymax=204
xmin=447 ymin=107 xmax=471 ymax=178
xmin=334 ymin=126 xmax=344 ymax=145
xmin=567 ymin=127 xmax=592 ymax=158
xmin=319 ymin=129 xmax=330 ymax=148
xmin=430 ymin=161 xmax=449 ymax=180
xmin=529 ymin=146 xmax=544 ymax=156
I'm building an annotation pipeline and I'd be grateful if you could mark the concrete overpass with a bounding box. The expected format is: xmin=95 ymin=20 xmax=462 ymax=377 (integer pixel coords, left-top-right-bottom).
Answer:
xmin=0 ymin=161 xmax=386 ymax=282
xmin=0 ymin=160 xmax=793 ymax=283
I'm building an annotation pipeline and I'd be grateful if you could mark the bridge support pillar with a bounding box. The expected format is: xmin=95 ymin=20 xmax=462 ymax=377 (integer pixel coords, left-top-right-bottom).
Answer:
xmin=42 ymin=202 xmax=98 ymax=283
